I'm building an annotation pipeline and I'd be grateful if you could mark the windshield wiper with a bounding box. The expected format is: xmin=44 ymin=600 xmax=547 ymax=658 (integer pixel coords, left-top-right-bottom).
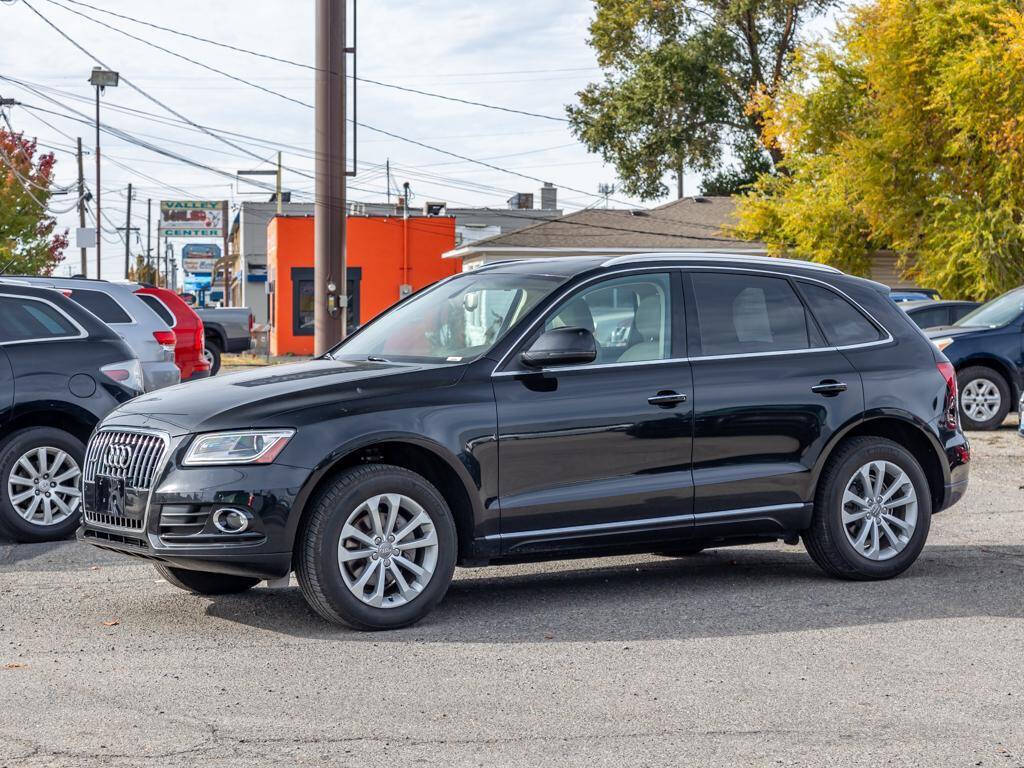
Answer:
xmin=366 ymin=355 xmax=390 ymax=363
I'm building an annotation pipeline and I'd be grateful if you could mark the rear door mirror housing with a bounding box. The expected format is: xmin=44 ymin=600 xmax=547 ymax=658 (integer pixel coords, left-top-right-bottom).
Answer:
xmin=520 ymin=327 xmax=597 ymax=368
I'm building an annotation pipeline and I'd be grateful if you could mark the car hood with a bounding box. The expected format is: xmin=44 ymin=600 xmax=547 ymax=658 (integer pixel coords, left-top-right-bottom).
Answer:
xmin=924 ymin=325 xmax=987 ymax=340
xmin=103 ymin=358 xmax=464 ymax=436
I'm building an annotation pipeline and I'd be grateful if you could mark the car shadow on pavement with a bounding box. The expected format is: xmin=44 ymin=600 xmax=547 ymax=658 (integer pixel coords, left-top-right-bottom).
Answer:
xmin=203 ymin=543 xmax=1024 ymax=643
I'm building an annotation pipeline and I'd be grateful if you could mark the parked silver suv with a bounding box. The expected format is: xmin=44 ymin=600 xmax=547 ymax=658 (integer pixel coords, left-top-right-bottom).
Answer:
xmin=18 ymin=277 xmax=180 ymax=391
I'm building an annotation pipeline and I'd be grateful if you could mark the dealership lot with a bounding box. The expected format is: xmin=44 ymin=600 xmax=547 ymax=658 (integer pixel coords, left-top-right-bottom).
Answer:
xmin=1 ymin=425 xmax=1022 ymax=767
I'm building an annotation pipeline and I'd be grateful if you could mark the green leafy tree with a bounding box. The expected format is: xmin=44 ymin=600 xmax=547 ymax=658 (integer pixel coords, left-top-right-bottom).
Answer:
xmin=733 ymin=0 xmax=1024 ymax=300
xmin=567 ymin=0 xmax=838 ymax=200
xmin=0 ymin=128 xmax=68 ymax=275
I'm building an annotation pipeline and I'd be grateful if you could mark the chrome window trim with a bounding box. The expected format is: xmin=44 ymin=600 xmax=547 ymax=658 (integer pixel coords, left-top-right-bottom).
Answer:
xmin=82 ymin=426 xmax=171 ymax=534
xmin=491 ymin=264 xmax=893 ymax=376
xmin=0 ymin=292 xmax=88 ymax=346
xmin=484 ymin=502 xmax=806 ymax=541
xmin=601 ymin=252 xmax=842 ymax=273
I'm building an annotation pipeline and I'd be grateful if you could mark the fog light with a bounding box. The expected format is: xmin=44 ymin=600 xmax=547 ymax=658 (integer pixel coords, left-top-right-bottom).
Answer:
xmin=212 ymin=508 xmax=251 ymax=534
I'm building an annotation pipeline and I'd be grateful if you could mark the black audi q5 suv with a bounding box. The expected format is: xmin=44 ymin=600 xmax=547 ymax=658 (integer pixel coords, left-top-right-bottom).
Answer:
xmin=79 ymin=254 xmax=970 ymax=630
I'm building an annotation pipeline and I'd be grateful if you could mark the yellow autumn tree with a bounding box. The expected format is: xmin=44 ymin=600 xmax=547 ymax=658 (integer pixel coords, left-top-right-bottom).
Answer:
xmin=733 ymin=0 xmax=1024 ymax=300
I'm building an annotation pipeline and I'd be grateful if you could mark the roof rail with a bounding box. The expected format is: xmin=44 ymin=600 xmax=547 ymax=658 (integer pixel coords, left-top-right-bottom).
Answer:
xmin=600 ymin=252 xmax=842 ymax=274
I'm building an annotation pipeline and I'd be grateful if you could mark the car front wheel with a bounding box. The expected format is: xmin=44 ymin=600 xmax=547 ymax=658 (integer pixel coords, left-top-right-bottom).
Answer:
xmin=803 ymin=436 xmax=931 ymax=580
xmin=957 ymin=366 xmax=1009 ymax=430
xmin=296 ymin=464 xmax=457 ymax=630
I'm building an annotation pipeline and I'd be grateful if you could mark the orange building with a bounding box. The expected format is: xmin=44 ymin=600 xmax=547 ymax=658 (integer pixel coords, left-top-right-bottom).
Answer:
xmin=267 ymin=214 xmax=459 ymax=356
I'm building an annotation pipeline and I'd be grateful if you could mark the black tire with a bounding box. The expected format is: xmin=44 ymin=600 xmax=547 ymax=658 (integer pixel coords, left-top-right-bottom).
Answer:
xmin=957 ymin=366 xmax=1010 ymax=430
xmin=155 ymin=564 xmax=260 ymax=595
xmin=203 ymin=339 xmax=222 ymax=376
xmin=658 ymin=543 xmax=706 ymax=557
xmin=296 ymin=464 xmax=457 ymax=631
xmin=803 ymin=436 xmax=931 ymax=580
xmin=0 ymin=427 xmax=85 ymax=543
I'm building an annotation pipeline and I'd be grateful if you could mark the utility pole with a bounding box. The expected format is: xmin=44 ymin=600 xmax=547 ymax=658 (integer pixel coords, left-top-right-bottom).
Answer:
xmin=155 ymin=219 xmax=162 ymax=286
xmin=88 ymin=67 xmax=119 ymax=280
xmin=146 ymin=198 xmax=152 ymax=280
xmin=314 ymin=0 xmax=348 ymax=353
xmin=123 ymin=182 xmax=132 ymax=279
xmin=386 ymin=158 xmax=390 ymax=205
xmin=222 ymin=200 xmax=230 ymax=306
xmin=164 ymin=240 xmax=170 ymax=288
xmin=236 ymin=154 xmax=282 ymax=214
xmin=76 ymin=138 xmax=87 ymax=275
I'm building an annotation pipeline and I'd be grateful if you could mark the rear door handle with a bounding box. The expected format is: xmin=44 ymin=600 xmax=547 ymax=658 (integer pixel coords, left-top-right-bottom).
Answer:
xmin=811 ymin=380 xmax=848 ymax=396
xmin=648 ymin=391 xmax=688 ymax=407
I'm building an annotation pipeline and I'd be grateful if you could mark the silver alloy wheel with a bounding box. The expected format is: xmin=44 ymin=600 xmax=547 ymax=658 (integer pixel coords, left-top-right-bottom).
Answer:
xmin=960 ymin=377 xmax=1001 ymax=423
xmin=7 ymin=447 xmax=82 ymax=526
xmin=337 ymin=493 xmax=439 ymax=609
xmin=842 ymin=460 xmax=918 ymax=561
xmin=202 ymin=348 xmax=215 ymax=369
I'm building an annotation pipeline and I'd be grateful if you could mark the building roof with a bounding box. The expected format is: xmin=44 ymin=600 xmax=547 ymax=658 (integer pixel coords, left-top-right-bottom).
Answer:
xmin=446 ymin=196 xmax=764 ymax=255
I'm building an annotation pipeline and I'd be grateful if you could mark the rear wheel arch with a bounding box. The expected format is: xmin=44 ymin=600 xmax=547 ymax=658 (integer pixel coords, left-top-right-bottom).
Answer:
xmin=204 ymin=324 xmax=226 ymax=349
xmin=290 ymin=437 xmax=480 ymax=569
xmin=811 ymin=414 xmax=947 ymax=514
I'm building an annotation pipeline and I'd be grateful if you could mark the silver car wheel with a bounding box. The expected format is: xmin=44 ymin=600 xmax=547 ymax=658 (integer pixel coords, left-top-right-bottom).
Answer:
xmin=337 ymin=493 xmax=439 ymax=609
xmin=7 ymin=447 xmax=82 ymax=526
xmin=202 ymin=348 xmax=216 ymax=369
xmin=960 ymin=377 xmax=1001 ymax=423
xmin=842 ymin=460 xmax=918 ymax=561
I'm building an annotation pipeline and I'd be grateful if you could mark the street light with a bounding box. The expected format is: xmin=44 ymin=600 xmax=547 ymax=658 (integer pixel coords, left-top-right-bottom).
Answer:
xmin=88 ymin=66 xmax=118 ymax=279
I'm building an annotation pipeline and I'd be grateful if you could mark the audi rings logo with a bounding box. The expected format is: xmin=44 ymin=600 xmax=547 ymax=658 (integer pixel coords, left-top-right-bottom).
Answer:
xmin=104 ymin=444 xmax=132 ymax=470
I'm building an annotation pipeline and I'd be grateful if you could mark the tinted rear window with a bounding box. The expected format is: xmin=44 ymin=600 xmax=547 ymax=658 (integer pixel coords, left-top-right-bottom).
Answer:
xmin=138 ymin=294 xmax=175 ymax=326
xmin=908 ymin=306 xmax=948 ymax=329
xmin=691 ymin=272 xmax=811 ymax=356
xmin=799 ymin=283 xmax=883 ymax=346
xmin=68 ymin=289 xmax=132 ymax=324
xmin=0 ymin=296 xmax=80 ymax=342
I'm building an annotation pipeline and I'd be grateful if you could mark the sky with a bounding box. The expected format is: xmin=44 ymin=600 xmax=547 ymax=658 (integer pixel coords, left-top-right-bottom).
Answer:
xmin=0 ymin=0 xmax=840 ymax=283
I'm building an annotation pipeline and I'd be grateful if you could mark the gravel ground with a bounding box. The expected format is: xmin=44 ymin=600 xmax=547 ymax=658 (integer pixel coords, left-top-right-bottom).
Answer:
xmin=1 ymin=426 xmax=1022 ymax=767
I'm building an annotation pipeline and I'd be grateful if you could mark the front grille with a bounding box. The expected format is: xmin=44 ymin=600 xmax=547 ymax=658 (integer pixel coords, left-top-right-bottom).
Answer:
xmin=83 ymin=429 xmax=168 ymax=530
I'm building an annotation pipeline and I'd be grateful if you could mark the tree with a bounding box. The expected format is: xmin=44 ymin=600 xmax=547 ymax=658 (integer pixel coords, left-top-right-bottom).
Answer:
xmin=733 ymin=0 xmax=1024 ymax=300
xmin=566 ymin=0 xmax=838 ymax=200
xmin=0 ymin=128 xmax=68 ymax=275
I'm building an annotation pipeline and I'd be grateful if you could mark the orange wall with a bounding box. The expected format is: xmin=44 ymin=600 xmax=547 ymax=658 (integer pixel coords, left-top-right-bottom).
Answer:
xmin=268 ymin=215 xmax=458 ymax=355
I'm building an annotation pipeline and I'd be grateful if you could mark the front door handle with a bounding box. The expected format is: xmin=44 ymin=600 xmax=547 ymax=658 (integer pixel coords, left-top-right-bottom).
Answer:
xmin=811 ymin=380 xmax=848 ymax=396
xmin=648 ymin=391 xmax=688 ymax=408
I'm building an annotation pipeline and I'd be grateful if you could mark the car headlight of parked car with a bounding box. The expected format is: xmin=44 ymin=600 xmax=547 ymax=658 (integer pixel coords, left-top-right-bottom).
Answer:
xmin=933 ymin=337 xmax=954 ymax=352
xmin=182 ymin=429 xmax=295 ymax=466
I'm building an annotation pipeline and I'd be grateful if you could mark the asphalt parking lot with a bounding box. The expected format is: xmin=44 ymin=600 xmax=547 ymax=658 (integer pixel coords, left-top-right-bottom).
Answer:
xmin=2 ymin=426 xmax=1023 ymax=768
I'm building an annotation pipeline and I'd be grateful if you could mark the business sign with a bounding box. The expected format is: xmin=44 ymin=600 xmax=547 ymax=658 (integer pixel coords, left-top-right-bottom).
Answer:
xmin=181 ymin=243 xmax=221 ymax=274
xmin=160 ymin=200 xmax=225 ymax=237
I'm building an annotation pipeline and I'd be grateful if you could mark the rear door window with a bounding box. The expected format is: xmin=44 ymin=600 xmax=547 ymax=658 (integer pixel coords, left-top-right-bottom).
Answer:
xmin=798 ymin=283 xmax=883 ymax=346
xmin=138 ymin=294 xmax=175 ymax=327
xmin=0 ymin=296 xmax=81 ymax=342
xmin=68 ymin=289 xmax=132 ymax=324
xmin=690 ymin=272 xmax=810 ymax=356
xmin=908 ymin=306 xmax=948 ymax=329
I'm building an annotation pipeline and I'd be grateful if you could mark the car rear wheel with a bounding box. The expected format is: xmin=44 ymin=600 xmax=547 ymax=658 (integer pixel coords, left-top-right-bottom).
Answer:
xmin=203 ymin=340 xmax=222 ymax=375
xmin=296 ymin=464 xmax=457 ymax=630
xmin=155 ymin=564 xmax=261 ymax=595
xmin=957 ymin=366 xmax=1009 ymax=430
xmin=803 ymin=437 xmax=931 ymax=580
xmin=0 ymin=427 xmax=85 ymax=543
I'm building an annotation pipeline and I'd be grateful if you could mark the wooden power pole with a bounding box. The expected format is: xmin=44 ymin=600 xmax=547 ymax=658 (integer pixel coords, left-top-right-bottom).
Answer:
xmin=314 ymin=0 xmax=348 ymax=353
xmin=76 ymin=137 xmax=87 ymax=276
xmin=123 ymin=182 xmax=132 ymax=279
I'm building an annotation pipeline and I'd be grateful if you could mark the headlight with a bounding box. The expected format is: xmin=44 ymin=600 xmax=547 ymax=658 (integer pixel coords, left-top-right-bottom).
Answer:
xmin=933 ymin=337 xmax=954 ymax=352
xmin=182 ymin=429 xmax=295 ymax=466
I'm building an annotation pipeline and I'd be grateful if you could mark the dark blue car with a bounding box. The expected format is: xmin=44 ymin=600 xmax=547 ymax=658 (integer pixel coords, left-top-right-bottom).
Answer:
xmin=926 ymin=287 xmax=1024 ymax=430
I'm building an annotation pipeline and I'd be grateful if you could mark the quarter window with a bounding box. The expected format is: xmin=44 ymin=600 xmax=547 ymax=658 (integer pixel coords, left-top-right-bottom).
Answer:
xmin=67 ymin=289 xmax=132 ymax=324
xmin=138 ymin=294 xmax=175 ymax=327
xmin=543 ymin=273 xmax=673 ymax=364
xmin=0 ymin=296 xmax=80 ymax=343
xmin=691 ymin=272 xmax=810 ymax=356
xmin=799 ymin=283 xmax=883 ymax=346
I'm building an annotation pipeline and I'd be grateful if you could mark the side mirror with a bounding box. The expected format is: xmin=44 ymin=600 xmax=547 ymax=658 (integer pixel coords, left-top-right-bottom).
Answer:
xmin=521 ymin=327 xmax=597 ymax=368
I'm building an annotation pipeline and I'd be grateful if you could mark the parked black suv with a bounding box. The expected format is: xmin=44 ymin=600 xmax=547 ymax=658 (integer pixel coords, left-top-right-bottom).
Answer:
xmin=0 ymin=281 xmax=142 ymax=542
xmin=79 ymin=254 xmax=969 ymax=629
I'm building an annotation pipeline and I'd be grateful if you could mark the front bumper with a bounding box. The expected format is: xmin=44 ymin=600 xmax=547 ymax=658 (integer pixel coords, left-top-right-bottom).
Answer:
xmin=78 ymin=459 xmax=312 ymax=580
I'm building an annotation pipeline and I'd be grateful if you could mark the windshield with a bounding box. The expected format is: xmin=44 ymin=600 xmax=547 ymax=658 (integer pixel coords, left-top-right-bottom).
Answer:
xmin=330 ymin=273 xmax=561 ymax=363
xmin=954 ymin=287 xmax=1024 ymax=329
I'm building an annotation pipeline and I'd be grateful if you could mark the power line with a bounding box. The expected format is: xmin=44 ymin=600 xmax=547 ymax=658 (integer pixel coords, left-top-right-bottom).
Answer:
xmin=48 ymin=0 xmax=571 ymax=122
